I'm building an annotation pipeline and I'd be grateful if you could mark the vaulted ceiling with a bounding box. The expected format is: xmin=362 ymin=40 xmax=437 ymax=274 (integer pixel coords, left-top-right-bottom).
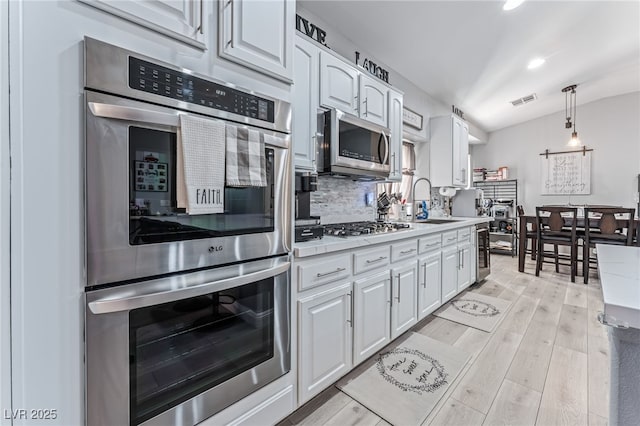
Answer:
xmin=300 ymin=0 xmax=640 ymax=132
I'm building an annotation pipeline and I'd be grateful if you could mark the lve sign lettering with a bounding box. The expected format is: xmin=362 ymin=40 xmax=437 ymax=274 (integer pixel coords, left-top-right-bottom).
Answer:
xmin=296 ymin=14 xmax=328 ymax=46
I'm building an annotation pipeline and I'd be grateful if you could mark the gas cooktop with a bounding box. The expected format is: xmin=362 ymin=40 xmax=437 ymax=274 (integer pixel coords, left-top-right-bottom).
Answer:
xmin=323 ymin=221 xmax=411 ymax=238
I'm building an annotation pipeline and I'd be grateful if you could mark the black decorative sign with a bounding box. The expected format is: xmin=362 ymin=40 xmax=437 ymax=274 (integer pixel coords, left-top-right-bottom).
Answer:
xmin=296 ymin=14 xmax=328 ymax=46
xmin=452 ymin=105 xmax=465 ymax=119
xmin=355 ymin=51 xmax=389 ymax=84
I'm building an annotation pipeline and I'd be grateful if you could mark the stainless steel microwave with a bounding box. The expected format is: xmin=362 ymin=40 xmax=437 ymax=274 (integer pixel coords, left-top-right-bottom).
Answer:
xmin=317 ymin=109 xmax=391 ymax=180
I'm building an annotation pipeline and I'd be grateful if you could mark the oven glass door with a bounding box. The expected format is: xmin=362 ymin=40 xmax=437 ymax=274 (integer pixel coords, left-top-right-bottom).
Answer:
xmin=128 ymin=126 xmax=274 ymax=245
xmin=129 ymin=278 xmax=274 ymax=425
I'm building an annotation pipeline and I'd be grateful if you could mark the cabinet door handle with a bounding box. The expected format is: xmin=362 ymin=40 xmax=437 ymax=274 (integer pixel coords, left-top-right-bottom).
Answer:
xmin=461 ymin=168 xmax=466 ymax=183
xmin=422 ymin=263 xmax=427 ymax=288
xmin=391 ymin=152 xmax=396 ymax=174
xmin=316 ymin=267 xmax=346 ymax=278
xmin=226 ymin=0 xmax=234 ymax=47
xmin=400 ymin=248 xmax=416 ymax=255
xmin=363 ymin=98 xmax=368 ymax=116
xmin=347 ymin=291 xmax=353 ymax=327
xmin=366 ymin=256 xmax=387 ymax=264
xmin=395 ymin=274 xmax=401 ymax=302
xmin=195 ymin=0 xmax=204 ymax=35
xmin=353 ymin=94 xmax=358 ymax=110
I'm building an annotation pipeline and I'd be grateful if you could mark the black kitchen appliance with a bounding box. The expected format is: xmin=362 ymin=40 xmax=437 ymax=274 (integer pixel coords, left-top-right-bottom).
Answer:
xmin=295 ymin=172 xmax=323 ymax=242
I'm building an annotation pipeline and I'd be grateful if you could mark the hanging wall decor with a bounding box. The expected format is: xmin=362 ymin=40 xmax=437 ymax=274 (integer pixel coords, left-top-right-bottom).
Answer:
xmin=539 ymin=147 xmax=592 ymax=195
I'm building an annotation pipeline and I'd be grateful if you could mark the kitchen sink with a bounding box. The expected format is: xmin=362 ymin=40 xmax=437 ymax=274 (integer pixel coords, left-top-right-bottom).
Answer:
xmin=415 ymin=218 xmax=462 ymax=224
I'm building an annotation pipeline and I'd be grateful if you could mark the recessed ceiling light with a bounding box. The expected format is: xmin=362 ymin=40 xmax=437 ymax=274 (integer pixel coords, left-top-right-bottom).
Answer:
xmin=527 ymin=57 xmax=546 ymax=69
xmin=503 ymin=0 xmax=525 ymax=11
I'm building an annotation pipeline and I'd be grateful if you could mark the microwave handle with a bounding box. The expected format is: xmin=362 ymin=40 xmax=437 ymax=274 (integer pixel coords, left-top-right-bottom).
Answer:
xmin=88 ymin=101 xmax=181 ymax=127
xmin=381 ymin=131 xmax=390 ymax=166
xmin=88 ymin=260 xmax=290 ymax=314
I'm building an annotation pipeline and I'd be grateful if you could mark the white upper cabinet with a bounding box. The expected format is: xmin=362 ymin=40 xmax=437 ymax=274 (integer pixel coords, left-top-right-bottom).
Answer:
xmin=79 ymin=0 xmax=206 ymax=49
xmin=292 ymin=36 xmax=319 ymax=171
xmin=430 ymin=115 xmax=470 ymax=187
xmin=359 ymin=74 xmax=388 ymax=127
xmin=319 ymin=51 xmax=359 ymax=116
xmin=388 ymin=89 xmax=403 ymax=181
xmin=219 ymin=0 xmax=294 ymax=83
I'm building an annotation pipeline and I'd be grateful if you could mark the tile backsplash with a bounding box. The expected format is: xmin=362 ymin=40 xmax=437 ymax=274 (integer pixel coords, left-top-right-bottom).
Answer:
xmin=310 ymin=176 xmax=375 ymax=224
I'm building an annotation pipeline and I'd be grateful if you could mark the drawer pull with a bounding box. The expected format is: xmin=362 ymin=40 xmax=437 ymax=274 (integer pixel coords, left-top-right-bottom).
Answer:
xmin=316 ymin=267 xmax=346 ymax=278
xmin=366 ymin=256 xmax=387 ymax=264
xmin=400 ymin=248 xmax=416 ymax=255
xmin=425 ymin=242 xmax=440 ymax=247
xmin=447 ymin=237 xmax=457 ymax=242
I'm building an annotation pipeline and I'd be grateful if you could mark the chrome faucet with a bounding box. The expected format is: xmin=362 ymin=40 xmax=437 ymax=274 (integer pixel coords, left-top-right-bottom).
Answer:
xmin=412 ymin=177 xmax=432 ymax=222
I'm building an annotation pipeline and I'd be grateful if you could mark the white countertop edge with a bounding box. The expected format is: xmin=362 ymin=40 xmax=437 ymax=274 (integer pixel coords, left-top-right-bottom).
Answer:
xmin=293 ymin=217 xmax=490 ymax=258
xmin=596 ymin=244 xmax=640 ymax=330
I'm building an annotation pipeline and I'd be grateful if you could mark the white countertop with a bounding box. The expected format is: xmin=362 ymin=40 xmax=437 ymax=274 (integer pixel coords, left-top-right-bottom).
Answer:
xmin=596 ymin=244 xmax=640 ymax=330
xmin=294 ymin=217 xmax=490 ymax=258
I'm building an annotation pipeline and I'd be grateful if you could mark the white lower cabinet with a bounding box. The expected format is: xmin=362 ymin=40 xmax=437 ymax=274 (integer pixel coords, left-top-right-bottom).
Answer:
xmin=417 ymin=251 xmax=442 ymax=320
xmin=353 ymin=271 xmax=391 ymax=366
xmin=457 ymin=242 xmax=472 ymax=291
xmin=298 ymin=282 xmax=352 ymax=404
xmin=390 ymin=262 xmax=418 ymax=339
xmin=441 ymin=245 xmax=459 ymax=303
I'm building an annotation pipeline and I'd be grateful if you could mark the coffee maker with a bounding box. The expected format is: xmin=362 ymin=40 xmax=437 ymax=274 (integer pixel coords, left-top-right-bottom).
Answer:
xmin=295 ymin=172 xmax=323 ymax=242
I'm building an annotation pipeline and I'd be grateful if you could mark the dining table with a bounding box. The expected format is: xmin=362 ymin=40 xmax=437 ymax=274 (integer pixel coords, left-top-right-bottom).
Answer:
xmin=517 ymin=211 xmax=640 ymax=273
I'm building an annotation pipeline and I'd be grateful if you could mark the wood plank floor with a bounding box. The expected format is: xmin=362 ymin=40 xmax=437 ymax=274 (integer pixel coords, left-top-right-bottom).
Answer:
xmin=279 ymin=255 xmax=610 ymax=426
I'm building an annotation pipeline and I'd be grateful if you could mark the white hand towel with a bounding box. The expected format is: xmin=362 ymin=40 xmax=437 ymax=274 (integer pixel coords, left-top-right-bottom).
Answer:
xmin=177 ymin=114 xmax=225 ymax=215
xmin=226 ymin=124 xmax=266 ymax=187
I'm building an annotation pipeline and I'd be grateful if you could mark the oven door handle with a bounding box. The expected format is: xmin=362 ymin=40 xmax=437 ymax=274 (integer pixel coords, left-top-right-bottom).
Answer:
xmin=88 ymin=261 xmax=290 ymax=314
xmin=88 ymin=101 xmax=181 ymax=127
xmin=88 ymin=101 xmax=290 ymax=149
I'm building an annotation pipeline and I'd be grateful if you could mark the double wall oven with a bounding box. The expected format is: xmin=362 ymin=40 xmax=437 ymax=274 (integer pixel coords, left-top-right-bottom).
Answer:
xmin=83 ymin=38 xmax=292 ymax=425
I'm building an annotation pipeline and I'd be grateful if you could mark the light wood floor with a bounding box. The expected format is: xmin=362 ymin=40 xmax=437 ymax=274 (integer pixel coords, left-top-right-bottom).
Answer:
xmin=280 ymin=255 xmax=610 ymax=426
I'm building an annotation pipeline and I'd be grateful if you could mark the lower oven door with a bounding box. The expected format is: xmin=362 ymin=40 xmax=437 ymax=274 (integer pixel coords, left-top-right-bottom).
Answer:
xmin=85 ymin=256 xmax=290 ymax=426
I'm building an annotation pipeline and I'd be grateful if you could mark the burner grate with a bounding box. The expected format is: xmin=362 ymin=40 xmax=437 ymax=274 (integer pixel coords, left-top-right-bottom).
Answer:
xmin=323 ymin=221 xmax=411 ymax=238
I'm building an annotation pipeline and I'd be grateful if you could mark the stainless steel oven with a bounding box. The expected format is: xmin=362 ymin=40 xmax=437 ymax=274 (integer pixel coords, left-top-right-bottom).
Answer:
xmin=317 ymin=109 xmax=390 ymax=180
xmin=83 ymin=38 xmax=292 ymax=425
xmin=86 ymin=256 xmax=290 ymax=426
xmin=84 ymin=37 xmax=291 ymax=286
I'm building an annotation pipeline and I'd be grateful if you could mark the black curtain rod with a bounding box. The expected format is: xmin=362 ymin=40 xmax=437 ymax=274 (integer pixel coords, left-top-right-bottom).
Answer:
xmin=540 ymin=146 xmax=593 ymax=158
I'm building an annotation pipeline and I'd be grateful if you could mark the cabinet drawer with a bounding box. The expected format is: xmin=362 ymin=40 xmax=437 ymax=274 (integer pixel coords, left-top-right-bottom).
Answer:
xmin=442 ymin=231 xmax=458 ymax=246
xmin=298 ymin=255 xmax=351 ymax=291
xmin=391 ymin=240 xmax=418 ymax=263
xmin=354 ymin=246 xmax=390 ymax=275
xmin=457 ymin=227 xmax=472 ymax=242
xmin=418 ymin=235 xmax=441 ymax=254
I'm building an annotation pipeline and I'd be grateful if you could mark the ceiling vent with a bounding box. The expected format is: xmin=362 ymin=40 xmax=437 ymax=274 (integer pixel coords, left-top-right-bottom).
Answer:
xmin=510 ymin=93 xmax=537 ymax=106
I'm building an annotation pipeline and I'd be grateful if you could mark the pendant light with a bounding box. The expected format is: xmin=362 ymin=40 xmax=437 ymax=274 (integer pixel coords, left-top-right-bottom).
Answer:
xmin=562 ymin=84 xmax=581 ymax=146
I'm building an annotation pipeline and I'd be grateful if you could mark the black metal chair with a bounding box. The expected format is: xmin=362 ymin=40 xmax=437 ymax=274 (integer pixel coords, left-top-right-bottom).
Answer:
xmin=535 ymin=206 xmax=579 ymax=283
xmin=582 ymin=207 xmax=635 ymax=284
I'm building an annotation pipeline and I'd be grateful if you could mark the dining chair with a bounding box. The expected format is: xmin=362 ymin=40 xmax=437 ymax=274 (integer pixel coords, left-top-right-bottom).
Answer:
xmin=582 ymin=207 xmax=636 ymax=284
xmin=517 ymin=205 xmax=537 ymax=260
xmin=535 ymin=206 xmax=579 ymax=282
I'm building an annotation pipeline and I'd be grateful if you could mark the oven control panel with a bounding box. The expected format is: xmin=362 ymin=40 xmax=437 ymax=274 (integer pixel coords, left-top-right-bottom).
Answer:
xmin=128 ymin=57 xmax=275 ymax=123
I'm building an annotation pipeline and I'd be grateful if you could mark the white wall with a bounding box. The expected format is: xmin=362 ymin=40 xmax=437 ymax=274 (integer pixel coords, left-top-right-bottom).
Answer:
xmin=1 ymin=1 xmax=11 ymax=424
xmin=471 ymin=92 xmax=640 ymax=214
xmin=7 ymin=1 xmax=293 ymax=425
